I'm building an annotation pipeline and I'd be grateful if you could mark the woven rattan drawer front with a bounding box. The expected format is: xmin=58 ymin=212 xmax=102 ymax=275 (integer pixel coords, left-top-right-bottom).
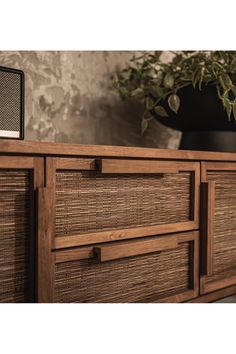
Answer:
xmin=201 ymin=163 xmax=236 ymax=294
xmin=51 ymin=159 xmax=200 ymax=248
xmin=0 ymin=170 xmax=32 ymax=302
xmin=53 ymin=232 xmax=199 ymax=303
xmin=56 ymin=170 xmax=191 ymax=233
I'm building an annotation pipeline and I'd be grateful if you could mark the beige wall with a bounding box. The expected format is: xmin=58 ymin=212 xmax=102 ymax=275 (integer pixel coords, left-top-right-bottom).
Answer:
xmin=0 ymin=51 xmax=180 ymax=148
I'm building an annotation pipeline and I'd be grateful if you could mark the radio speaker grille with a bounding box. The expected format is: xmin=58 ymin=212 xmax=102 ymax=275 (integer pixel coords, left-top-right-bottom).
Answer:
xmin=0 ymin=66 xmax=24 ymax=139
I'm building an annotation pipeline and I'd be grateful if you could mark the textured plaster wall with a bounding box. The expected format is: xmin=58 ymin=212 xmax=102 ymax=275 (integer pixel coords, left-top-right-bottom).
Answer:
xmin=0 ymin=51 xmax=180 ymax=148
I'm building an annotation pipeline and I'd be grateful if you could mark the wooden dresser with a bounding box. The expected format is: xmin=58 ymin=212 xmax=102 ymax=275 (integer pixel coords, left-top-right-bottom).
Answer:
xmin=1 ymin=140 xmax=236 ymax=303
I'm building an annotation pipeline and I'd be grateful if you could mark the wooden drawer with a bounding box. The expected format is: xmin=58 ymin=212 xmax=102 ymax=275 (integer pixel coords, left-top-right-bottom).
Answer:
xmin=45 ymin=158 xmax=200 ymax=249
xmin=53 ymin=231 xmax=199 ymax=303
xmin=200 ymin=162 xmax=236 ymax=294
xmin=0 ymin=156 xmax=43 ymax=303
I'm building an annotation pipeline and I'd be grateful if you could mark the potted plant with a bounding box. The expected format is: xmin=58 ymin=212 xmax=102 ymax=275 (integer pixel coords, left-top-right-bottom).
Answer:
xmin=113 ymin=51 xmax=236 ymax=152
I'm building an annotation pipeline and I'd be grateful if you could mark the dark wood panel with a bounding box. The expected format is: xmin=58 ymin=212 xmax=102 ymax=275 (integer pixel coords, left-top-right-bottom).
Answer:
xmin=200 ymin=182 xmax=215 ymax=276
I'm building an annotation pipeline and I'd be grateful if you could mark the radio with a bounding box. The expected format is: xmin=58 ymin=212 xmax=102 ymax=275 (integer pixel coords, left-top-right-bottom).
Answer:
xmin=0 ymin=66 xmax=24 ymax=139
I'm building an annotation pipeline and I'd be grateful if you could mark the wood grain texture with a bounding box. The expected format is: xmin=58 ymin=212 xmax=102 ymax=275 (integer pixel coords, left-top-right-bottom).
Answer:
xmin=37 ymin=187 xmax=55 ymax=303
xmin=33 ymin=158 xmax=44 ymax=189
xmin=32 ymin=158 xmax=44 ymax=303
xmin=200 ymin=182 xmax=215 ymax=276
xmin=203 ymin=275 xmax=236 ymax=294
xmin=98 ymin=159 xmax=180 ymax=174
xmin=94 ymin=235 xmax=178 ymax=262
xmin=0 ymin=156 xmax=34 ymax=169
xmin=188 ymin=285 xmax=236 ymax=303
xmin=54 ymin=221 xmax=198 ymax=249
xmin=153 ymin=289 xmax=198 ymax=303
xmin=56 ymin=158 xmax=96 ymax=170
xmin=201 ymin=162 xmax=236 ymax=171
xmin=193 ymin=231 xmax=200 ymax=294
xmin=2 ymin=139 xmax=236 ymax=161
xmin=55 ymin=231 xmax=199 ymax=262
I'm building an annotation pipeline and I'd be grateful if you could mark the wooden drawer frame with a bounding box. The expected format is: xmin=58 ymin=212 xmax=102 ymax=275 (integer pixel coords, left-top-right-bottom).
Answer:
xmin=53 ymin=231 xmax=199 ymax=303
xmin=36 ymin=157 xmax=200 ymax=302
xmin=200 ymin=162 xmax=236 ymax=294
xmin=44 ymin=158 xmax=200 ymax=250
xmin=0 ymin=156 xmax=44 ymax=302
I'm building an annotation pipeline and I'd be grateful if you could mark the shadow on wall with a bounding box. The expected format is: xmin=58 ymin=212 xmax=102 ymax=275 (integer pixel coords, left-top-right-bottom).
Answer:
xmin=0 ymin=51 xmax=180 ymax=148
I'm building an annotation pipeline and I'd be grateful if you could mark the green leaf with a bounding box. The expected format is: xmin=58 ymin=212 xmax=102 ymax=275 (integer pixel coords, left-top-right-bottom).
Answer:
xmin=154 ymin=105 xmax=169 ymax=117
xmin=198 ymin=67 xmax=205 ymax=90
xmin=146 ymin=97 xmax=154 ymax=110
xmin=192 ymin=67 xmax=201 ymax=89
xmin=149 ymin=85 xmax=164 ymax=98
xmin=118 ymin=87 xmax=130 ymax=98
xmin=219 ymin=73 xmax=232 ymax=90
xmin=141 ymin=118 xmax=148 ymax=135
xmin=163 ymin=73 xmax=174 ymax=89
xmin=233 ymin=102 xmax=236 ymax=121
xmin=131 ymin=88 xmax=145 ymax=98
xmin=156 ymin=71 xmax=164 ymax=80
xmin=223 ymin=97 xmax=232 ymax=120
xmin=219 ymin=51 xmax=229 ymax=63
xmin=231 ymin=85 xmax=236 ymax=97
xmin=168 ymin=94 xmax=180 ymax=114
xmin=217 ymin=86 xmax=223 ymax=100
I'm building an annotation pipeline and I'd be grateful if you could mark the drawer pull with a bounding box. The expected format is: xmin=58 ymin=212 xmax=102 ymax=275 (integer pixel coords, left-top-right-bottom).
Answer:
xmin=201 ymin=181 xmax=215 ymax=276
xmin=97 ymin=159 xmax=179 ymax=174
xmin=94 ymin=235 xmax=178 ymax=262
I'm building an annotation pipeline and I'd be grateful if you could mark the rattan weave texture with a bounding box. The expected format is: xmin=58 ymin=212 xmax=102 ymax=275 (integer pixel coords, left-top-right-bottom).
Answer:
xmin=206 ymin=172 xmax=236 ymax=284
xmin=54 ymin=241 xmax=192 ymax=303
xmin=55 ymin=171 xmax=191 ymax=237
xmin=0 ymin=170 xmax=31 ymax=302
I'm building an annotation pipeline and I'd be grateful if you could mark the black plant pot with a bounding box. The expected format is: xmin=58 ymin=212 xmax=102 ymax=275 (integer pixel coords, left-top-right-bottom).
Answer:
xmin=153 ymin=85 xmax=236 ymax=152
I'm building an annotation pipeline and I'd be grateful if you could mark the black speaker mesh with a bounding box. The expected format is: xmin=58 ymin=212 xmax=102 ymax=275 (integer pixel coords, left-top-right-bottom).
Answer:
xmin=0 ymin=67 xmax=24 ymax=139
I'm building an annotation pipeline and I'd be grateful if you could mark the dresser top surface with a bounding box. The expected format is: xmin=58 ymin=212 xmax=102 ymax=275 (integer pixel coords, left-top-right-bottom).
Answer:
xmin=0 ymin=139 xmax=236 ymax=161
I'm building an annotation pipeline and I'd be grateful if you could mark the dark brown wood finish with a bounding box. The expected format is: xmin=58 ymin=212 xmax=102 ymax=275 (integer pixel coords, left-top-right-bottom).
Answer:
xmin=200 ymin=181 xmax=215 ymax=275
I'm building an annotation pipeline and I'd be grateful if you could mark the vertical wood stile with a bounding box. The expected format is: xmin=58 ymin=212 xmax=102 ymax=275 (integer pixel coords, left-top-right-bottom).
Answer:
xmin=37 ymin=158 xmax=56 ymax=303
xmin=200 ymin=181 xmax=215 ymax=276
